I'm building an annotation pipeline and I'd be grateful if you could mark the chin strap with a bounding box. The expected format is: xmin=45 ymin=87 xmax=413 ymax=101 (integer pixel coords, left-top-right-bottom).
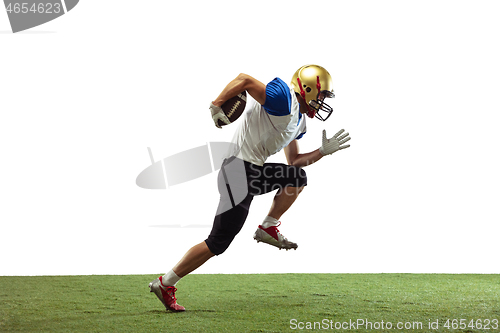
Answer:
xmin=297 ymin=76 xmax=322 ymax=118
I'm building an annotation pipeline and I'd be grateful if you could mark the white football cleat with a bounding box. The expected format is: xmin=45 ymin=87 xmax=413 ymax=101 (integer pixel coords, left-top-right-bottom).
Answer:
xmin=253 ymin=222 xmax=298 ymax=250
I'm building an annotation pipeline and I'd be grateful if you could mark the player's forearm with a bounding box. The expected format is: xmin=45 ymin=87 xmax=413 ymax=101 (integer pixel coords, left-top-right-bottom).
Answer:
xmin=213 ymin=73 xmax=266 ymax=106
xmin=290 ymin=149 xmax=324 ymax=168
xmin=212 ymin=74 xmax=248 ymax=107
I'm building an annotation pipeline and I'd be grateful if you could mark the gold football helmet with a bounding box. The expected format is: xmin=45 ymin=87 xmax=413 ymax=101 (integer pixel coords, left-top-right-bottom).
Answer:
xmin=290 ymin=64 xmax=335 ymax=121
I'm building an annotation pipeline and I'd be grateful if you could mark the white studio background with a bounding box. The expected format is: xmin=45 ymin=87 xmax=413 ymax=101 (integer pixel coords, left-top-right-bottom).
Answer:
xmin=1 ymin=0 xmax=499 ymax=276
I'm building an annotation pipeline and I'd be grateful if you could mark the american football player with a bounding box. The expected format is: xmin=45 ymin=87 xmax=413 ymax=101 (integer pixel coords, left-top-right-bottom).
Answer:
xmin=149 ymin=65 xmax=351 ymax=311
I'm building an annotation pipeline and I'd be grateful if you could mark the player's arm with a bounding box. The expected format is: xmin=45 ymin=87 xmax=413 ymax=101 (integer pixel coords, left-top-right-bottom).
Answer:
xmin=284 ymin=140 xmax=324 ymax=168
xmin=285 ymin=129 xmax=352 ymax=167
xmin=212 ymin=73 xmax=266 ymax=106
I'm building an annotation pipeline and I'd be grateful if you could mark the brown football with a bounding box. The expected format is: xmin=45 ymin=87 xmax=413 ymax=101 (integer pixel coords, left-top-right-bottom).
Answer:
xmin=218 ymin=91 xmax=247 ymax=127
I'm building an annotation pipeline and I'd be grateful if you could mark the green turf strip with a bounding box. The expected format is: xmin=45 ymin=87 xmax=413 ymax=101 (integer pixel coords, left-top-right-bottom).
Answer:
xmin=1 ymin=274 xmax=499 ymax=332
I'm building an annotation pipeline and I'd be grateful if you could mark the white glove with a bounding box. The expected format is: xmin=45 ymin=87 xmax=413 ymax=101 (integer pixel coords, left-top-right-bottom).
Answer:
xmin=319 ymin=129 xmax=351 ymax=156
xmin=210 ymin=102 xmax=231 ymax=129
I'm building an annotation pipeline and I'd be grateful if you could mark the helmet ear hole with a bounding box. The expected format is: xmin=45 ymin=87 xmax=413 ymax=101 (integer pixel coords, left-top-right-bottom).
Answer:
xmin=305 ymin=87 xmax=311 ymax=93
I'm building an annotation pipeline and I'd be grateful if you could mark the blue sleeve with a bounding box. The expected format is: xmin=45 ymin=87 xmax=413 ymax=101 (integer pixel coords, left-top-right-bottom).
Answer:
xmin=263 ymin=77 xmax=292 ymax=116
xmin=296 ymin=131 xmax=306 ymax=140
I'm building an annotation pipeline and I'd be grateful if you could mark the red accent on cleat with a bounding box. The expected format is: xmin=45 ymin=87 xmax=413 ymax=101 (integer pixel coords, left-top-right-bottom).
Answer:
xmin=158 ymin=277 xmax=185 ymax=312
xmin=258 ymin=224 xmax=280 ymax=241
xmin=253 ymin=221 xmax=298 ymax=250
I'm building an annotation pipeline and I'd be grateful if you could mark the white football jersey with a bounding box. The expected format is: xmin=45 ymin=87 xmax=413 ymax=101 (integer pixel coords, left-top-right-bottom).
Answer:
xmin=227 ymin=78 xmax=307 ymax=166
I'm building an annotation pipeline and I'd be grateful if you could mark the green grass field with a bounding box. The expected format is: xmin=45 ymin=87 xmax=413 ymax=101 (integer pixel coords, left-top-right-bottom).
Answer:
xmin=1 ymin=274 xmax=499 ymax=332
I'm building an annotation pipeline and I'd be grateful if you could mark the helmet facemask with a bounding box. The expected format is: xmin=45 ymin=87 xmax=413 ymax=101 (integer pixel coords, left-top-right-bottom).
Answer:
xmin=297 ymin=76 xmax=335 ymax=121
xmin=309 ymin=90 xmax=335 ymax=121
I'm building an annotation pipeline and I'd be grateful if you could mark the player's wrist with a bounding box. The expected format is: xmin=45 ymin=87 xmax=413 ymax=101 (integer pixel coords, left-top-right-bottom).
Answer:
xmin=212 ymin=100 xmax=223 ymax=108
xmin=319 ymin=146 xmax=328 ymax=156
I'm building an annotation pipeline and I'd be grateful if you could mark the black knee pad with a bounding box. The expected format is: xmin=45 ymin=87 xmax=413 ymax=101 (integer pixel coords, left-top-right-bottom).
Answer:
xmin=205 ymin=194 xmax=253 ymax=255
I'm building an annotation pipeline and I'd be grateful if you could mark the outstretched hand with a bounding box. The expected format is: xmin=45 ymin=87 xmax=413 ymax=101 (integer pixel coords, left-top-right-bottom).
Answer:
xmin=319 ymin=129 xmax=351 ymax=156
